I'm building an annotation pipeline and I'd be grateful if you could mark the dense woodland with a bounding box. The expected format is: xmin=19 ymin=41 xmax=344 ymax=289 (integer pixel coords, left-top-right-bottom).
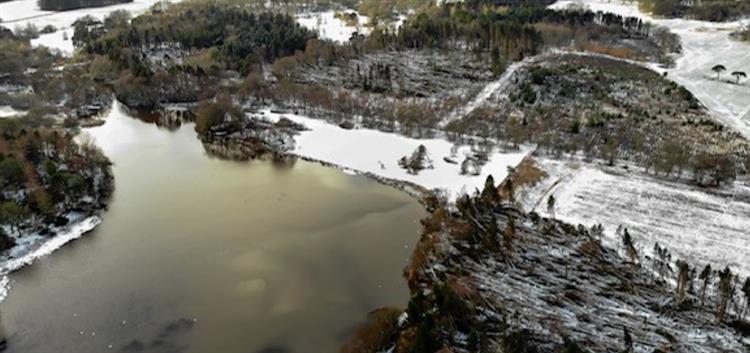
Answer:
xmin=74 ymin=4 xmax=317 ymax=108
xmin=66 ymin=0 xmax=675 ymax=117
xmin=79 ymin=5 xmax=315 ymax=73
xmin=236 ymin=4 xmax=674 ymax=131
xmin=0 ymin=120 xmax=113 ymax=252
xmin=37 ymin=0 xmax=132 ymax=11
xmin=363 ymin=4 xmax=660 ymax=65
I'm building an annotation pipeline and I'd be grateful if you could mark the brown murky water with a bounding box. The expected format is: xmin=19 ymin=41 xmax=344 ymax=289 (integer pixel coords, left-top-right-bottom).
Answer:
xmin=0 ymin=103 xmax=423 ymax=353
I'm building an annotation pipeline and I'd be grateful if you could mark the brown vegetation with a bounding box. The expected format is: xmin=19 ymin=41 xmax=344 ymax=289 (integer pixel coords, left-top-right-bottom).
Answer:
xmin=341 ymin=307 xmax=403 ymax=353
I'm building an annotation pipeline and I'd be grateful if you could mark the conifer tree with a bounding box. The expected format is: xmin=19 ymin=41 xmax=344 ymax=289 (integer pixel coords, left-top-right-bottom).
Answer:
xmin=699 ymin=264 xmax=712 ymax=308
xmin=621 ymin=228 xmax=638 ymax=267
xmin=546 ymin=195 xmax=555 ymax=219
xmin=675 ymin=260 xmax=690 ymax=304
xmin=742 ymin=277 xmax=750 ymax=319
xmin=717 ymin=266 xmax=734 ymax=322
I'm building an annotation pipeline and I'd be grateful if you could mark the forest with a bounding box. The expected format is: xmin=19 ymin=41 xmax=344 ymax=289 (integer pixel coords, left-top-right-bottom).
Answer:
xmin=0 ymin=119 xmax=113 ymax=252
xmin=72 ymin=3 xmax=318 ymax=108
xmin=362 ymin=4 xmax=654 ymax=63
xmin=67 ymin=0 xmax=667 ymax=115
xmin=0 ymin=31 xmax=117 ymax=252
xmin=79 ymin=4 xmax=316 ymax=75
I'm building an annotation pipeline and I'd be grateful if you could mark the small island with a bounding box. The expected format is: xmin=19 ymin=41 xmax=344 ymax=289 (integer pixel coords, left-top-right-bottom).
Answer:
xmin=0 ymin=28 xmax=114 ymax=263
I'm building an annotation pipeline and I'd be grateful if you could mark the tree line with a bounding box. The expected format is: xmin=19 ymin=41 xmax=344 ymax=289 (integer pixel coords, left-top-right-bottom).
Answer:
xmin=444 ymin=56 xmax=748 ymax=187
xmin=376 ymin=5 xmax=652 ymax=51
xmin=639 ymin=0 xmax=750 ymax=21
xmin=38 ymin=0 xmax=131 ymax=12
xmin=78 ymin=3 xmax=316 ymax=76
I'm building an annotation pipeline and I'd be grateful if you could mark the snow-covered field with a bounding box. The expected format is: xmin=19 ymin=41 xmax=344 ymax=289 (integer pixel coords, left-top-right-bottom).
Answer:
xmin=521 ymin=158 xmax=750 ymax=276
xmin=0 ymin=0 xmax=172 ymax=54
xmin=551 ymin=0 xmax=750 ymax=138
xmin=259 ymin=110 xmax=533 ymax=201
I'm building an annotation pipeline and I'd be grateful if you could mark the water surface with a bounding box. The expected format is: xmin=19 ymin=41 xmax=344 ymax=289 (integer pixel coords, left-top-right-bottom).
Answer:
xmin=0 ymin=103 xmax=423 ymax=353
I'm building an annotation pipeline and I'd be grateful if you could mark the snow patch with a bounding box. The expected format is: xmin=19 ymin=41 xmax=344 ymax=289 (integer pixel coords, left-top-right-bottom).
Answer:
xmin=296 ymin=10 xmax=370 ymax=43
xmin=0 ymin=105 xmax=25 ymax=118
xmin=297 ymin=10 xmax=406 ymax=44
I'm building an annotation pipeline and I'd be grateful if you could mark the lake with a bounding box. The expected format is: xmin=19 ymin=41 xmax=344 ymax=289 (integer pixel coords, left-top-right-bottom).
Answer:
xmin=0 ymin=102 xmax=423 ymax=353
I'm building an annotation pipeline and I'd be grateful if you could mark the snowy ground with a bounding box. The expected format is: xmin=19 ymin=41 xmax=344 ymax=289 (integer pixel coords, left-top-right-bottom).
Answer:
xmin=439 ymin=57 xmax=530 ymax=128
xmin=258 ymin=109 xmax=533 ymax=201
xmin=296 ymin=10 xmax=370 ymax=43
xmin=31 ymin=30 xmax=74 ymax=54
xmin=519 ymin=158 xmax=750 ymax=276
xmin=0 ymin=0 xmax=173 ymax=54
xmin=551 ymin=0 xmax=750 ymax=138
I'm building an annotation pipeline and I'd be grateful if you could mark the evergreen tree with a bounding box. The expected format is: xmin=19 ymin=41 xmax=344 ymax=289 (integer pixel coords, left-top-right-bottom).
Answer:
xmin=621 ymin=228 xmax=639 ymax=267
xmin=675 ymin=260 xmax=690 ymax=303
xmin=742 ymin=277 xmax=750 ymax=319
xmin=717 ymin=266 xmax=734 ymax=322
xmin=698 ymin=264 xmax=712 ymax=308
xmin=546 ymin=195 xmax=555 ymax=219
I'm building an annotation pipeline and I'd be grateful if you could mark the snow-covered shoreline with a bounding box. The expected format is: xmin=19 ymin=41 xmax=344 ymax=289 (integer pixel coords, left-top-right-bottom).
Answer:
xmin=0 ymin=215 xmax=102 ymax=301
xmin=258 ymin=109 xmax=534 ymax=202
